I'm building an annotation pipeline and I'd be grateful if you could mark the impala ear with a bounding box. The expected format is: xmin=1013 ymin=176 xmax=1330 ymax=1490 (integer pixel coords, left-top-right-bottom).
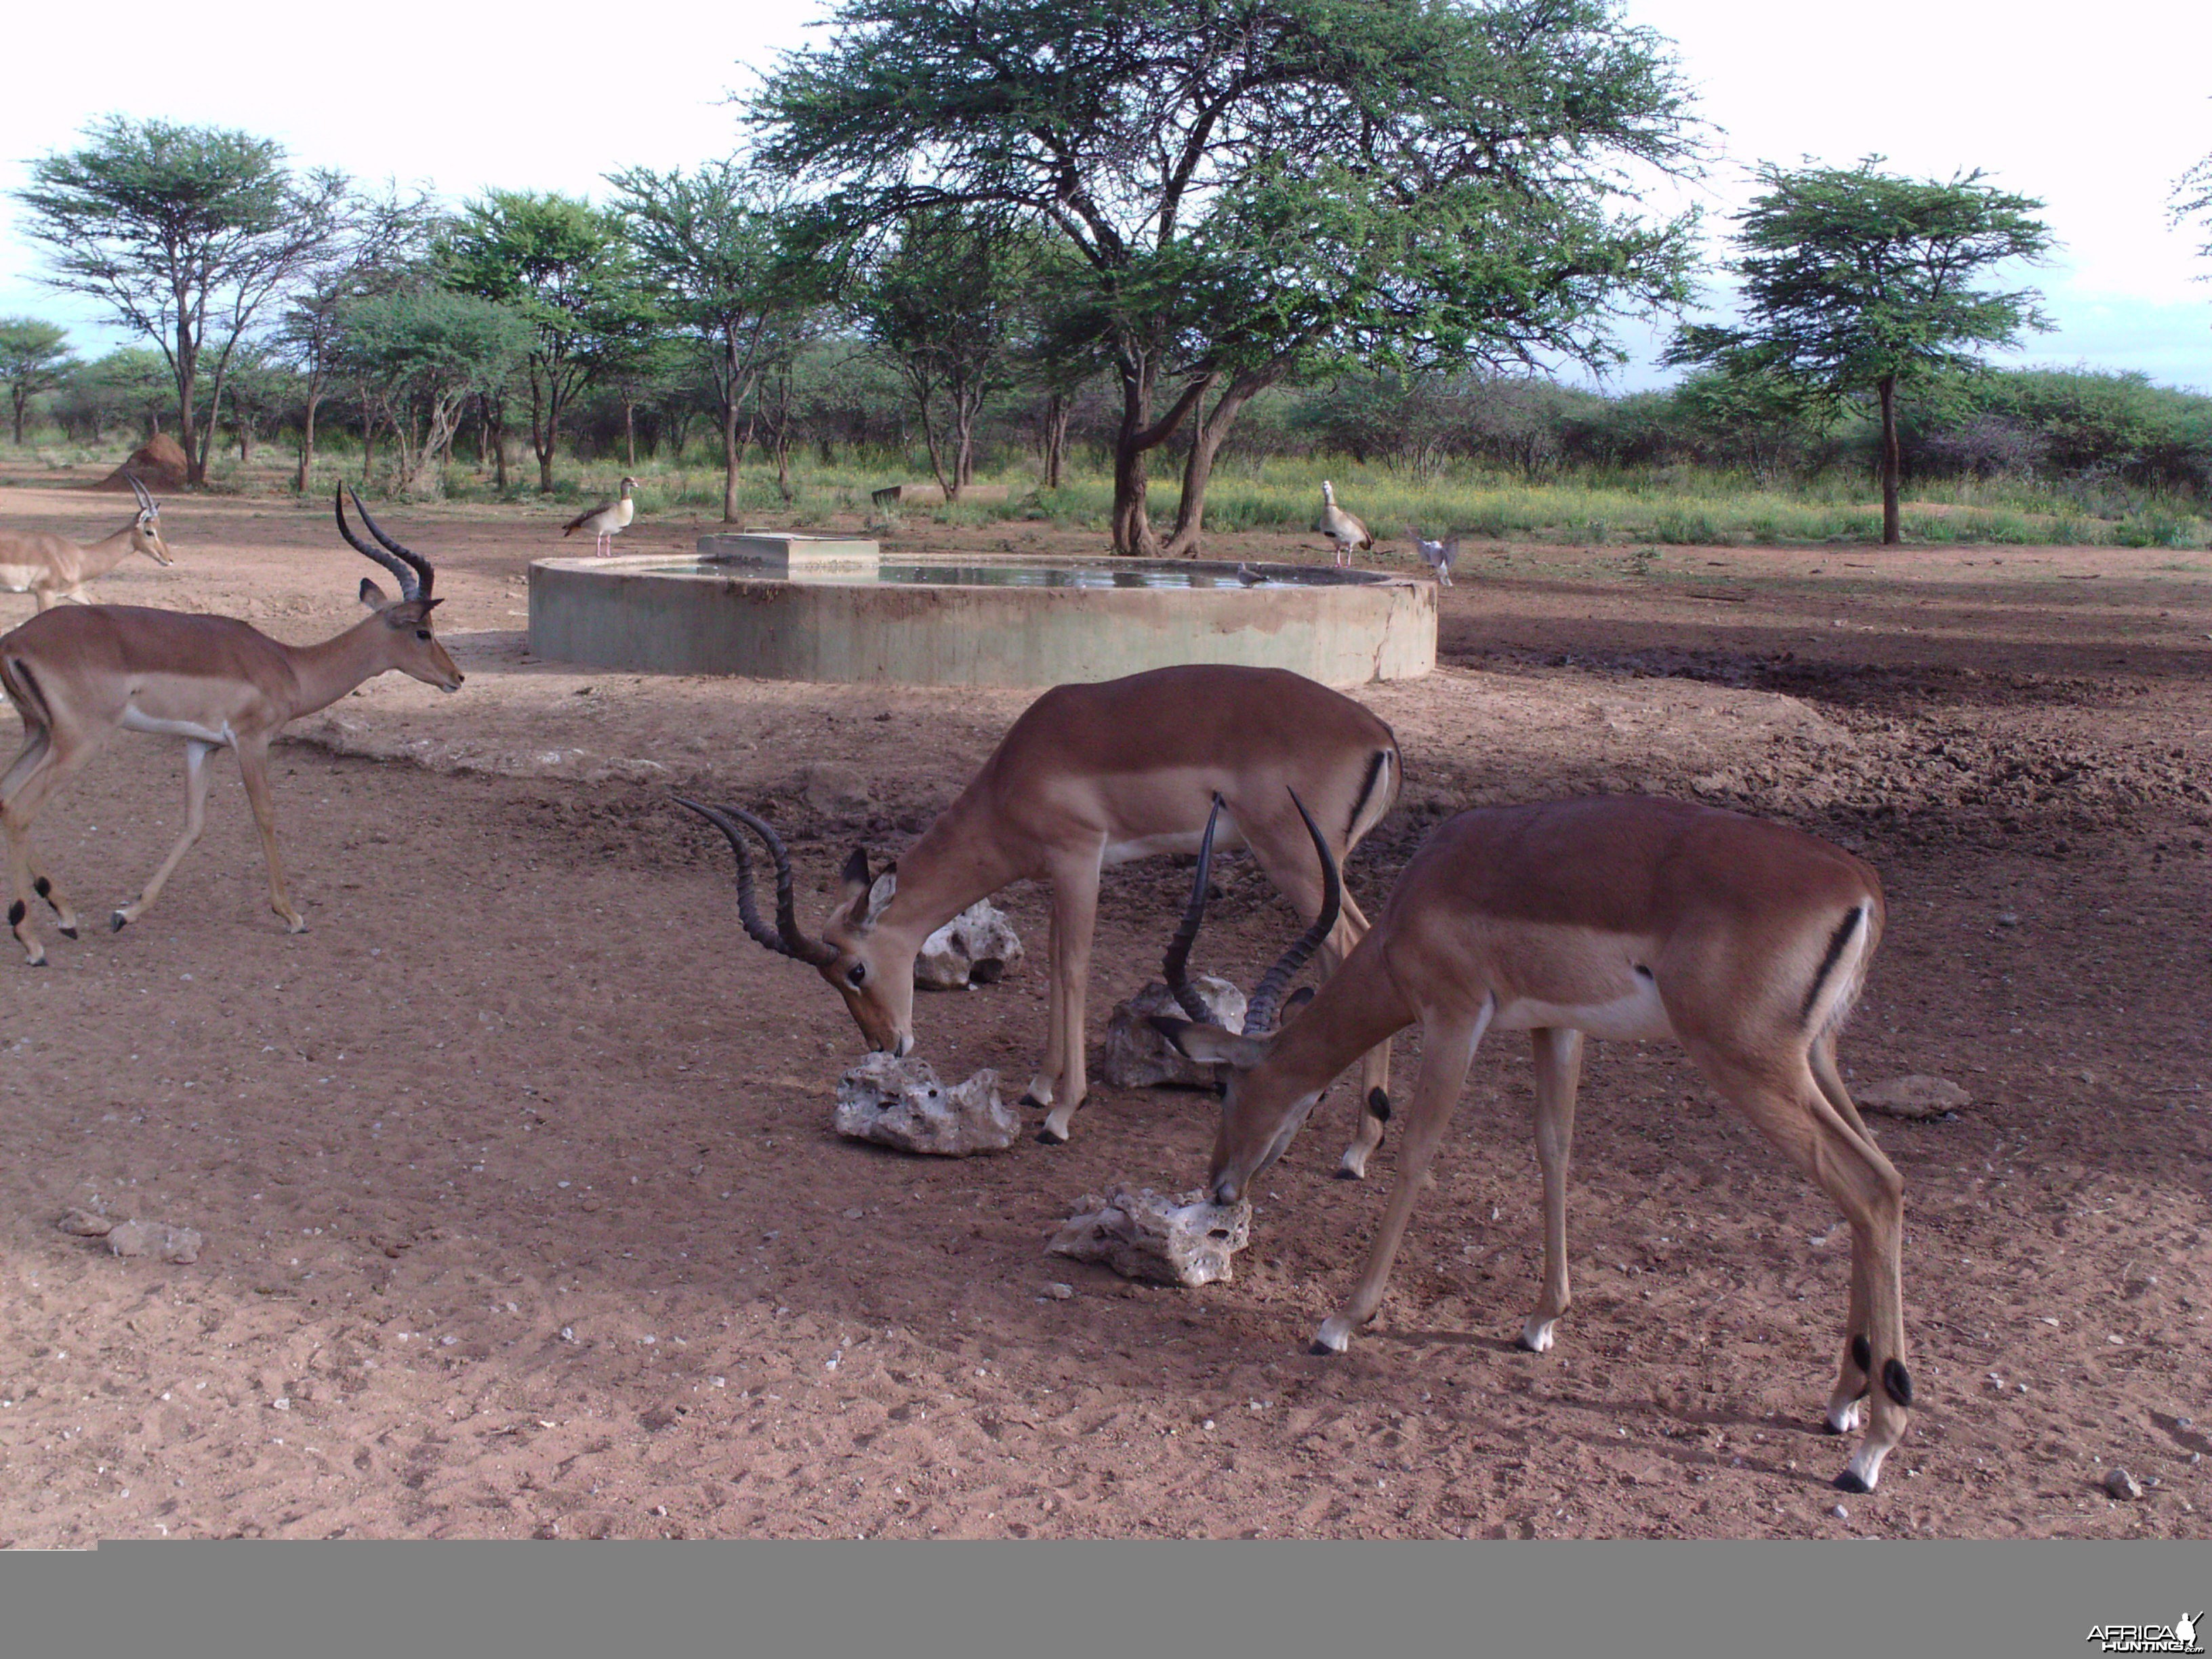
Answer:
xmin=862 ymin=866 xmax=898 ymax=926
xmin=360 ymin=577 xmax=389 ymax=609
xmin=1147 ymin=1017 xmax=1271 ymax=1071
xmin=1282 ymin=985 xmax=1318 ymax=1019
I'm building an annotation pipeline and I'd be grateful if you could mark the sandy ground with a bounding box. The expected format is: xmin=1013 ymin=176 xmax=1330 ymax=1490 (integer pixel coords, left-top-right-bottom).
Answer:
xmin=0 ymin=480 xmax=2209 ymax=1542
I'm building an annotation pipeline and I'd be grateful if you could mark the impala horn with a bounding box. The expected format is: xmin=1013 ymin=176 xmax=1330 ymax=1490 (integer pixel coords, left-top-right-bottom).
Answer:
xmin=1241 ymin=790 xmax=1340 ymax=1035
xmin=123 ymin=470 xmax=155 ymax=515
xmin=335 ymin=485 xmax=433 ymax=600
xmin=675 ymin=798 xmax=840 ymax=968
xmin=1160 ymin=794 xmax=1226 ymax=1022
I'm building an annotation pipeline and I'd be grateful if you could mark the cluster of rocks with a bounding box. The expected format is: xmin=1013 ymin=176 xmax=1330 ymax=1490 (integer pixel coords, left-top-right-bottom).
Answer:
xmin=1098 ymin=978 xmax=1245 ymax=1089
xmin=833 ymin=1053 xmax=1019 ymax=1156
xmin=58 ymin=1207 xmax=202 ymax=1263
xmin=1046 ymin=1183 xmax=1252 ymax=1288
xmin=914 ymin=901 xmax=1025 ymax=990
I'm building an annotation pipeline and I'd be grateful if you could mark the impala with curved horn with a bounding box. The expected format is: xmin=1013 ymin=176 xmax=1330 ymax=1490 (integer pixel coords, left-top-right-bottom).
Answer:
xmin=0 ymin=472 xmax=176 ymax=612
xmin=676 ymin=663 xmax=1403 ymax=1149
xmin=2 ymin=486 xmax=462 ymax=964
xmin=1149 ymin=795 xmax=1912 ymax=1494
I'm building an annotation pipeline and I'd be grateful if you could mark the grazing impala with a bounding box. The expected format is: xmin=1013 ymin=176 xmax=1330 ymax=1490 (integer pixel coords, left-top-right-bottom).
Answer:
xmin=678 ymin=663 xmax=1402 ymax=1148
xmin=0 ymin=472 xmax=174 ymax=611
xmin=2 ymin=487 xmax=462 ymax=965
xmin=1151 ymin=795 xmax=1912 ymax=1493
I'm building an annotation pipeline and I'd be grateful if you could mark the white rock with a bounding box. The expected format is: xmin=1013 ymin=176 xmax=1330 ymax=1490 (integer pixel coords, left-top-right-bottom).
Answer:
xmin=1856 ymin=1074 xmax=1971 ymax=1119
xmin=834 ymin=1053 xmax=1019 ymax=1156
xmin=2104 ymin=1467 xmax=2144 ymax=1500
xmin=914 ymin=901 xmax=1025 ymax=990
xmin=105 ymin=1221 xmax=203 ymax=1264
xmin=1099 ymin=979 xmax=1247 ymax=1089
xmin=1046 ymin=1183 xmax=1252 ymax=1288
xmin=56 ymin=1207 xmax=114 ymax=1237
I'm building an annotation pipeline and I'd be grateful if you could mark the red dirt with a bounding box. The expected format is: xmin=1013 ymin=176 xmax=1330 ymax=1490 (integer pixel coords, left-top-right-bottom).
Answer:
xmin=0 ymin=483 xmax=2207 ymax=1541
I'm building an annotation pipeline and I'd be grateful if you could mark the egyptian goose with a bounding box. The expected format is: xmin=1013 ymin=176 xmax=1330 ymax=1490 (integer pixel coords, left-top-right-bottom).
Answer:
xmin=563 ymin=476 xmax=637 ymax=555
xmin=1317 ymin=480 xmax=1372 ymax=567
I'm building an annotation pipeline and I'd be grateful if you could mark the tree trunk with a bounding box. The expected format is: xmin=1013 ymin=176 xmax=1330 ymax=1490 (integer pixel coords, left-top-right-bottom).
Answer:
xmin=362 ymin=414 xmax=379 ymax=484
xmin=295 ymin=382 xmax=323 ymax=493
xmin=9 ymin=389 xmax=25 ymax=447
xmin=623 ymin=397 xmax=636 ymax=469
xmin=721 ymin=398 xmax=741 ymax=523
xmin=1042 ymin=392 xmax=1069 ymax=490
xmin=1107 ymin=347 xmax=1212 ymax=556
xmin=529 ymin=371 xmax=555 ymax=493
xmin=1878 ymin=375 xmax=1902 ymax=546
xmin=1162 ymin=369 xmax=1277 ymax=557
xmin=176 ymin=310 xmax=205 ymax=487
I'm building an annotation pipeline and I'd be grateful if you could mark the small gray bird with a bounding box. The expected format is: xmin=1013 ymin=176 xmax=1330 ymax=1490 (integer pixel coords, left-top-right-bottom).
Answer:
xmin=1412 ymin=531 xmax=1458 ymax=586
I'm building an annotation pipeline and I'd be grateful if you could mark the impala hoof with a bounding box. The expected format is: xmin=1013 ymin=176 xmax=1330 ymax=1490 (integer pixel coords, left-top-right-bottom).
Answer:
xmin=57 ymin=925 xmax=77 ymax=940
xmin=110 ymin=911 xmax=129 ymax=932
xmin=1018 ymin=1093 xmax=1045 ymax=1111
xmin=1832 ymin=1468 xmax=1873 ymax=1494
xmin=1332 ymin=1165 xmax=1362 ymax=1181
xmin=1035 ymin=1128 xmax=1067 ymax=1145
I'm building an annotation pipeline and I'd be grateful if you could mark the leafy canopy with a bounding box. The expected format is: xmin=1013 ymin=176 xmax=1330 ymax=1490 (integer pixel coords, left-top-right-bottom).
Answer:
xmin=753 ymin=0 xmax=1706 ymax=380
xmin=1666 ymin=158 xmax=2055 ymax=399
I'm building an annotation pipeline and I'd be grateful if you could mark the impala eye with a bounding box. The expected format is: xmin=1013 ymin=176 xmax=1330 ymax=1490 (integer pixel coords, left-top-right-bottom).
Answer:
xmin=846 ymin=962 xmax=867 ymax=988
xmin=415 ymin=629 xmax=431 ymax=640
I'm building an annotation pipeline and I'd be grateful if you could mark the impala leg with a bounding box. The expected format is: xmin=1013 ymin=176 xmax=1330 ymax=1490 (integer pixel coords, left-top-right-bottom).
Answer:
xmin=236 ymin=739 xmax=308 ymax=933
xmin=1022 ymin=902 xmax=1065 ymax=1113
xmin=111 ymin=741 xmax=214 ymax=932
xmin=1330 ymin=890 xmax=1397 ymax=1179
xmin=1518 ymin=1026 xmax=1585 ymax=1354
xmin=1811 ymin=1033 xmax=1875 ymax=1431
xmin=1696 ymin=1046 xmax=1910 ymax=1492
xmin=1314 ymin=1004 xmax=1489 ymax=1353
xmin=3 ymin=729 xmax=95 ymax=966
xmin=1038 ymin=857 xmax=1101 ymax=1144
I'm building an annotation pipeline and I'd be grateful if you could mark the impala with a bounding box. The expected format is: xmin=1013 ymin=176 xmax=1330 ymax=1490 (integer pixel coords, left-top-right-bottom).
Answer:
xmin=1151 ymin=794 xmax=1912 ymax=1493
xmin=678 ymin=663 xmax=1403 ymax=1149
xmin=0 ymin=472 xmax=174 ymax=611
xmin=2 ymin=487 xmax=462 ymax=965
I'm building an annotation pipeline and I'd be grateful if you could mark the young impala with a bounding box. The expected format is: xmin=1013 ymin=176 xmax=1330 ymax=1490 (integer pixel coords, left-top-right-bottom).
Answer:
xmin=678 ymin=663 xmax=1403 ymax=1150
xmin=0 ymin=472 xmax=175 ymax=611
xmin=2 ymin=487 xmax=462 ymax=964
xmin=1151 ymin=794 xmax=1912 ymax=1494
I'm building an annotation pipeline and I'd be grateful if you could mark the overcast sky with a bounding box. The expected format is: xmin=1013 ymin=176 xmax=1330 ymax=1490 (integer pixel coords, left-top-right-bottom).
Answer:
xmin=3 ymin=0 xmax=2208 ymax=392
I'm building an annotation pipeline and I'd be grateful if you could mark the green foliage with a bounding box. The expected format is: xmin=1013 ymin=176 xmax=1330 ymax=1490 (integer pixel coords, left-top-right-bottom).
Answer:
xmin=1668 ymin=158 xmax=2054 ymax=398
xmin=443 ymin=190 xmax=655 ymax=490
xmin=334 ymin=288 xmax=532 ymax=493
xmin=12 ymin=116 xmax=348 ymax=482
xmin=0 ymin=316 xmax=80 ymax=443
xmin=756 ymin=0 xmax=1707 ymax=548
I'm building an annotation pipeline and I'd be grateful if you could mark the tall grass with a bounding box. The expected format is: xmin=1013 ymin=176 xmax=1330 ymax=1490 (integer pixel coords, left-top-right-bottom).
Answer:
xmin=9 ymin=433 xmax=2206 ymax=549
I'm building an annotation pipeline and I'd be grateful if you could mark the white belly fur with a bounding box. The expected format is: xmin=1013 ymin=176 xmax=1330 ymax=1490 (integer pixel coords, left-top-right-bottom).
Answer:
xmin=1103 ymin=819 xmax=1250 ymax=867
xmin=1491 ymin=979 xmax=1674 ymax=1042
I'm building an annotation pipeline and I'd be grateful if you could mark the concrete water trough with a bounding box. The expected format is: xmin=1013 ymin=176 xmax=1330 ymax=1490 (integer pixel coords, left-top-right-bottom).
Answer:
xmin=527 ymin=533 xmax=1436 ymax=689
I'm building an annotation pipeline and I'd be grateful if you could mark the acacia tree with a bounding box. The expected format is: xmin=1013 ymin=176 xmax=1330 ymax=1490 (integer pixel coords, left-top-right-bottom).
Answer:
xmin=443 ymin=191 xmax=648 ymax=492
xmin=851 ymin=208 xmax=1034 ymax=499
xmin=0 ymin=319 xmax=79 ymax=445
xmin=334 ymin=287 xmax=531 ymax=496
xmin=276 ymin=183 xmax=437 ymax=491
xmin=14 ymin=117 xmax=346 ymax=485
xmin=2175 ymin=148 xmax=2212 ymax=272
xmin=605 ymin=163 xmax=806 ymax=520
xmin=1667 ymin=159 xmax=2053 ymax=545
xmin=755 ymin=0 xmax=1702 ymax=554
